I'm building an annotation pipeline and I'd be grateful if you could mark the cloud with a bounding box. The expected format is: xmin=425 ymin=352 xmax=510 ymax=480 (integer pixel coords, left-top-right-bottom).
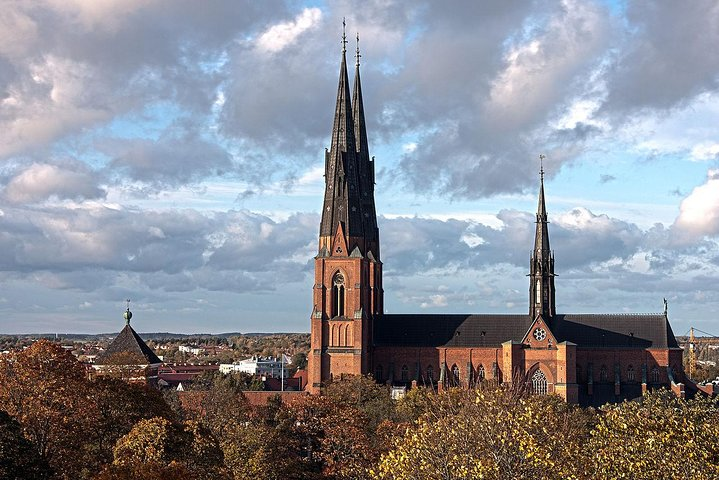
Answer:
xmin=602 ymin=2 xmax=719 ymax=114
xmin=599 ymin=174 xmax=615 ymax=184
xmin=3 ymin=161 xmax=105 ymax=203
xmin=0 ymin=0 xmax=284 ymax=159
xmin=674 ymin=169 xmax=719 ymax=238
xmin=106 ymin=123 xmax=233 ymax=187
xmin=256 ymin=8 xmax=322 ymax=54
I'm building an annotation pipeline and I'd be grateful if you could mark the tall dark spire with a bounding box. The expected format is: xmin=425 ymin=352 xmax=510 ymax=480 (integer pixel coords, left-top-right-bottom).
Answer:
xmin=534 ymin=159 xmax=550 ymax=256
xmin=319 ymin=24 xmax=364 ymax=249
xmin=530 ymin=155 xmax=556 ymax=319
xmin=352 ymin=33 xmax=379 ymax=258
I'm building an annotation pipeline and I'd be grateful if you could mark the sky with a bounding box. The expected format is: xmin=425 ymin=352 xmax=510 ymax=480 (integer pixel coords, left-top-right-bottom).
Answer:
xmin=0 ymin=0 xmax=718 ymax=335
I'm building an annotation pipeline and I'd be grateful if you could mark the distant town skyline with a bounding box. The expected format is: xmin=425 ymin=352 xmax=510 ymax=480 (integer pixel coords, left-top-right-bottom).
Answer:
xmin=1 ymin=1 xmax=718 ymax=335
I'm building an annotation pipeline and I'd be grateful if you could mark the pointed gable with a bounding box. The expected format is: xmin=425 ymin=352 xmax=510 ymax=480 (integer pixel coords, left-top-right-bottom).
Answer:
xmin=522 ymin=315 xmax=558 ymax=348
xmin=331 ymin=222 xmax=349 ymax=256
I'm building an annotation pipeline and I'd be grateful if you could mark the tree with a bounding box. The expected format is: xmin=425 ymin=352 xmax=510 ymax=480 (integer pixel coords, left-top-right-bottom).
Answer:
xmin=0 ymin=340 xmax=94 ymax=479
xmin=292 ymin=352 xmax=308 ymax=370
xmin=586 ymin=390 xmax=719 ymax=479
xmin=221 ymin=422 xmax=296 ymax=480
xmin=111 ymin=417 xmax=228 ymax=480
xmin=0 ymin=410 xmax=51 ymax=479
xmin=86 ymin=378 xmax=174 ymax=471
xmin=324 ymin=375 xmax=395 ymax=432
xmin=276 ymin=394 xmax=378 ymax=479
xmin=373 ymin=387 xmax=592 ymax=480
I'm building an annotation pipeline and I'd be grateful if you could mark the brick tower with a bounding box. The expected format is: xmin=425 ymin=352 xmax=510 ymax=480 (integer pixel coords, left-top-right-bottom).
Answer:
xmin=307 ymin=31 xmax=382 ymax=394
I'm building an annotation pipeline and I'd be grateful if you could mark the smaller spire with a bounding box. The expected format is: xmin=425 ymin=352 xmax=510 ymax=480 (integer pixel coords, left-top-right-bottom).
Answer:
xmin=342 ymin=18 xmax=347 ymax=54
xmin=123 ymin=299 xmax=132 ymax=325
xmin=355 ymin=33 xmax=361 ymax=67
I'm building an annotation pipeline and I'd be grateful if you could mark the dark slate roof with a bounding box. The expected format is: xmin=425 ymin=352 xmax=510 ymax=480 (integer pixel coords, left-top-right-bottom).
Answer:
xmin=373 ymin=314 xmax=533 ymax=348
xmin=551 ymin=314 xmax=679 ymax=349
xmin=373 ymin=313 xmax=679 ymax=349
xmin=95 ymin=324 xmax=162 ymax=365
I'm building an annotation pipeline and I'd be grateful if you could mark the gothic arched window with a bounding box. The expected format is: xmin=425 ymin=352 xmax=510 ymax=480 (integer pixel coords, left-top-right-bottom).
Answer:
xmin=401 ymin=365 xmax=409 ymax=382
xmin=332 ymin=272 xmax=345 ymax=317
xmin=650 ymin=367 xmax=660 ymax=383
xmin=531 ymin=369 xmax=548 ymax=395
xmin=375 ymin=365 xmax=383 ymax=382
xmin=600 ymin=365 xmax=608 ymax=382
xmin=426 ymin=365 xmax=434 ymax=383
xmin=627 ymin=365 xmax=635 ymax=382
xmin=477 ymin=364 xmax=485 ymax=381
xmin=451 ymin=364 xmax=460 ymax=386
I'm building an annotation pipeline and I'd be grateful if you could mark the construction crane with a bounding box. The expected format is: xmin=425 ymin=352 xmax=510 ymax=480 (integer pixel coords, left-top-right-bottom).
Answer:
xmin=682 ymin=327 xmax=719 ymax=380
xmin=689 ymin=327 xmax=696 ymax=379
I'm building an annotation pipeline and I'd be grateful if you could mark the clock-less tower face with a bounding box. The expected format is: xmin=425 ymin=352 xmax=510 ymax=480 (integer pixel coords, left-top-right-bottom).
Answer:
xmin=533 ymin=327 xmax=547 ymax=341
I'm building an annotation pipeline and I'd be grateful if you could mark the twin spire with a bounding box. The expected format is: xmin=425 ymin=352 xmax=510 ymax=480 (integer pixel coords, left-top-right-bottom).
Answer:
xmin=319 ymin=23 xmax=378 ymax=258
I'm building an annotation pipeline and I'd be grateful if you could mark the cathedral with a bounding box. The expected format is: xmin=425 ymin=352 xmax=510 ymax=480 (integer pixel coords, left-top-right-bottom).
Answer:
xmin=307 ymin=34 xmax=685 ymax=406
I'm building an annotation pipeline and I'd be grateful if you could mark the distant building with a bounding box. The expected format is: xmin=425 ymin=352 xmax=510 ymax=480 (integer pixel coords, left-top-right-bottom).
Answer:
xmin=157 ymin=364 xmax=218 ymax=390
xmin=179 ymin=345 xmax=204 ymax=355
xmin=92 ymin=304 xmax=162 ymax=385
xmin=220 ymin=356 xmax=289 ymax=378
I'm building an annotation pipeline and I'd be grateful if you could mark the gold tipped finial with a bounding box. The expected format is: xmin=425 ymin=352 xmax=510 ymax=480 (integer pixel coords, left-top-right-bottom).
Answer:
xmin=123 ymin=299 xmax=132 ymax=325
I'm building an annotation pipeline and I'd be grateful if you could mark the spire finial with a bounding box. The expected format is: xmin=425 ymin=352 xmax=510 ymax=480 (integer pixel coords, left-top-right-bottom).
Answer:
xmin=123 ymin=299 xmax=132 ymax=325
xmin=539 ymin=154 xmax=546 ymax=180
xmin=355 ymin=32 xmax=361 ymax=67
xmin=342 ymin=18 xmax=347 ymax=54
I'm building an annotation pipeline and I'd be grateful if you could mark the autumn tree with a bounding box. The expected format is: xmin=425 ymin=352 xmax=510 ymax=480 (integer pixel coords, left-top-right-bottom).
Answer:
xmin=0 ymin=410 xmax=51 ymax=479
xmin=324 ymin=375 xmax=395 ymax=431
xmin=276 ymin=394 xmax=379 ymax=479
xmin=586 ymin=390 xmax=719 ymax=479
xmin=373 ymin=387 xmax=592 ymax=480
xmin=86 ymin=377 xmax=174 ymax=472
xmin=107 ymin=416 xmax=228 ymax=480
xmin=0 ymin=340 xmax=94 ymax=479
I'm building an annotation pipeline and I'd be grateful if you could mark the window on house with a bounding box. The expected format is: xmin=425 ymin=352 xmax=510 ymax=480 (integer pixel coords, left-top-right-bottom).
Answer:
xmin=627 ymin=365 xmax=635 ymax=382
xmin=531 ymin=369 xmax=548 ymax=395
xmin=401 ymin=365 xmax=409 ymax=382
xmin=477 ymin=364 xmax=485 ymax=381
xmin=332 ymin=272 xmax=345 ymax=317
xmin=451 ymin=364 xmax=460 ymax=386
xmin=375 ymin=365 xmax=383 ymax=382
